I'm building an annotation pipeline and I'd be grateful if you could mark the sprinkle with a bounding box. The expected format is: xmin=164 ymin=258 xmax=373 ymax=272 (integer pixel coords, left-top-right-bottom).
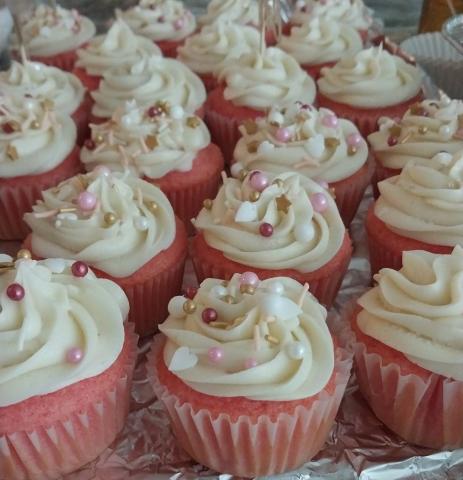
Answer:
xmin=186 ymin=116 xmax=200 ymax=128
xmin=265 ymin=334 xmax=280 ymax=346
xmin=400 ymin=132 xmax=412 ymax=144
xmin=221 ymin=171 xmax=228 ymax=184
xmin=324 ymin=137 xmax=340 ymax=149
xmin=243 ymin=119 xmax=258 ymax=135
xmin=265 ymin=315 xmax=277 ymax=323
xmin=145 ymin=135 xmax=158 ymax=150
xmin=6 ymin=144 xmax=18 ymax=160
xmin=209 ymin=321 xmax=229 ymax=328
xmin=41 ymin=98 xmax=54 ymax=110
xmin=254 ymin=325 xmax=261 ymax=351
xmin=388 ymin=124 xmax=402 ymax=138
xmin=136 ymin=188 xmax=143 ymax=208
xmin=297 ymin=283 xmax=310 ymax=307
xmin=275 ymin=194 xmax=291 ymax=214
xmin=247 ymin=141 xmax=260 ymax=153
xmin=33 ymin=209 xmax=59 ymax=219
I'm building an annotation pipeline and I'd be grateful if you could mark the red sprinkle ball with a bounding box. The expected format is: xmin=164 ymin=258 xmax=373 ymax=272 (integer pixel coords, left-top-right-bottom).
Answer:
xmin=84 ymin=139 xmax=96 ymax=150
xmin=259 ymin=222 xmax=274 ymax=237
xmin=202 ymin=307 xmax=218 ymax=324
xmin=184 ymin=286 xmax=197 ymax=299
xmin=71 ymin=261 xmax=89 ymax=278
xmin=387 ymin=136 xmax=398 ymax=147
xmin=2 ymin=122 xmax=14 ymax=134
xmin=147 ymin=105 xmax=163 ymax=118
xmin=7 ymin=283 xmax=25 ymax=301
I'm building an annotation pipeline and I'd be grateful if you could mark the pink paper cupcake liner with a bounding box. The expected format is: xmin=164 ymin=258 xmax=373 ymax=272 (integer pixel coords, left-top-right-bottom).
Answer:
xmin=0 ymin=324 xmax=138 ymax=480
xmin=343 ymin=301 xmax=463 ymax=450
xmin=302 ymin=61 xmax=336 ymax=80
xmin=198 ymin=72 xmax=219 ymax=93
xmin=156 ymin=38 xmax=186 ymax=58
xmin=72 ymin=93 xmax=92 ymax=146
xmin=146 ymin=334 xmax=352 ymax=477
xmin=317 ymin=92 xmax=424 ymax=138
xmin=371 ymin=154 xmax=400 ymax=198
xmin=0 ymin=146 xmax=82 ymax=241
xmin=31 ymin=49 xmax=80 ymax=72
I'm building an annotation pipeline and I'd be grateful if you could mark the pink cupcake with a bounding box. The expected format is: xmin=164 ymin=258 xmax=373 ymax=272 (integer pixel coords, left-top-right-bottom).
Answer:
xmin=89 ymin=56 xmax=206 ymax=123
xmin=0 ymin=96 xmax=81 ymax=241
xmin=368 ymin=94 xmax=463 ymax=197
xmin=290 ymin=0 xmax=372 ymax=43
xmin=278 ymin=17 xmax=363 ymax=79
xmin=191 ymin=171 xmax=352 ymax=308
xmin=13 ymin=4 xmax=96 ymax=71
xmin=0 ymin=250 xmax=137 ymax=479
xmin=73 ymin=18 xmax=161 ymax=92
xmin=0 ymin=59 xmax=92 ymax=145
xmin=23 ymin=169 xmax=188 ymax=336
xmin=232 ymin=102 xmax=373 ymax=226
xmin=147 ymin=274 xmax=352 ymax=477
xmin=80 ymin=100 xmax=223 ymax=233
xmin=350 ymin=247 xmax=463 ymax=449
xmin=117 ymin=0 xmax=196 ymax=58
xmin=317 ymin=46 xmax=424 ymax=137
xmin=205 ymin=47 xmax=317 ymax=165
xmin=177 ymin=22 xmax=259 ymax=92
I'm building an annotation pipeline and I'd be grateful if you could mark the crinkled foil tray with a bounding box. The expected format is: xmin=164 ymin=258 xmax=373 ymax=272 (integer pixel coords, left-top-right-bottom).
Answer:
xmin=3 ymin=191 xmax=463 ymax=480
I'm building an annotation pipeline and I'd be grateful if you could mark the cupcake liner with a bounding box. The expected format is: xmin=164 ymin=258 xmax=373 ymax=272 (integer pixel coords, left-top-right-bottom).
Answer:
xmin=146 ymin=334 xmax=352 ymax=477
xmin=150 ymin=143 xmax=224 ymax=235
xmin=96 ymin=218 xmax=188 ymax=337
xmin=0 ymin=146 xmax=82 ymax=241
xmin=317 ymin=92 xmax=424 ymax=137
xmin=30 ymin=49 xmax=79 ymax=72
xmin=198 ymin=72 xmax=218 ymax=93
xmin=371 ymin=154 xmax=400 ymax=199
xmin=190 ymin=232 xmax=352 ymax=308
xmin=330 ymin=153 xmax=374 ymax=227
xmin=345 ymin=302 xmax=463 ymax=449
xmin=302 ymin=61 xmax=336 ymax=80
xmin=156 ymin=38 xmax=186 ymax=58
xmin=72 ymin=92 xmax=93 ymax=146
xmin=0 ymin=324 xmax=138 ymax=480
xmin=365 ymin=205 xmax=451 ymax=276
xmin=72 ymin=66 xmax=101 ymax=92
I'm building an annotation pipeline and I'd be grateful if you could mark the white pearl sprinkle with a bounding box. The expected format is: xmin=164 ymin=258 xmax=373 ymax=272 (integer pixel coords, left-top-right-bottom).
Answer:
xmin=286 ymin=341 xmax=306 ymax=360
xmin=257 ymin=140 xmax=275 ymax=155
xmin=168 ymin=296 xmax=187 ymax=318
xmin=439 ymin=125 xmax=452 ymax=139
xmin=134 ymin=216 xmax=149 ymax=231
xmin=210 ymin=285 xmax=228 ymax=298
xmin=434 ymin=151 xmax=453 ymax=165
xmin=170 ymin=105 xmax=184 ymax=119
xmin=266 ymin=281 xmax=284 ymax=295
xmin=230 ymin=162 xmax=244 ymax=178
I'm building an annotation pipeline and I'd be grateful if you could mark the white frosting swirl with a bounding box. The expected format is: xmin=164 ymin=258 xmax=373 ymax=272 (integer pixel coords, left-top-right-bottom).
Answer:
xmin=368 ymin=95 xmax=463 ymax=170
xmin=198 ymin=0 xmax=259 ymax=27
xmin=292 ymin=0 xmax=372 ymax=31
xmin=0 ymin=60 xmax=85 ymax=116
xmin=160 ymin=275 xmax=334 ymax=400
xmin=24 ymin=170 xmax=176 ymax=278
xmin=193 ymin=172 xmax=345 ymax=273
xmin=278 ymin=18 xmax=362 ymax=65
xmin=375 ymin=151 xmax=463 ymax=247
xmin=81 ymin=100 xmax=210 ymax=178
xmin=118 ymin=0 xmax=196 ymax=42
xmin=75 ymin=19 xmax=161 ymax=77
xmin=177 ymin=22 xmax=259 ymax=75
xmin=219 ymin=47 xmax=316 ymax=111
xmin=0 ymin=254 xmax=128 ymax=407
xmin=0 ymin=96 xmax=76 ymax=179
xmin=91 ymin=56 xmax=206 ymax=118
xmin=234 ymin=103 xmax=368 ymax=183
xmin=358 ymin=247 xmax=463 ymax=381
xmin=17 ymin=5 xmax=96 ymax=57
xmin=317 ymin=46 xmax=422 ymax=108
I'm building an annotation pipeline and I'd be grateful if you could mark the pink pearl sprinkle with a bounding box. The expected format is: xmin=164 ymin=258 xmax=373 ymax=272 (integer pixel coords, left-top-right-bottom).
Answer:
xmin=245 ymin=357 xmax=258 ymax=369
xmin=239 ymin=271 xmax=259 ymax=287
xmin=66 ymin=347 xmax=84 ymax=364
xmin=346 ymin=132 xmax=362 ymax=147
xmin=6 ymin=283 xmax=25 ymax=301
xmin=310 ymin=192 xmax=328 ymax=213
xmin=77 ymin=191 xmax=97 ymax=211
xmin=322 ymin=113 xmax=338 ymax=128
xmin=275 ymin=127 xmax=291 ymax=143
xmin=173 ymin=18 xmax=185 ymax=30
xmin=93 ymin=165 xmax=111 ymax=177
xmin=315 ymin=179 xmax=329 ymax=190
xmin=249 ymin=171 xmax=269 ymax=192
xmin=208 ymin=347 xmax=224 ymax=363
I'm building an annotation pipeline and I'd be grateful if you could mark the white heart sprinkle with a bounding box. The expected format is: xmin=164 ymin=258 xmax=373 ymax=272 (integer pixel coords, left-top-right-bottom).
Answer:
xmin=235 ymin=201 xmax=258 ymax=223
xmin=168 ymin=347 xmax=198 ymax=372
xmin=304 ymin=134 xmax=325 ymax=158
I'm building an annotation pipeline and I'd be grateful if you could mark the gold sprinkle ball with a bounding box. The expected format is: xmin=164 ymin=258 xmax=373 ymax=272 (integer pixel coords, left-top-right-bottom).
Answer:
xmin=418 ymin=126 xmax=428 ymax=134
xmin=203 ymin=199 xmax=213 ymax=210
xmin=183 ymin=299 xmax=197 ymax=314
xmin=240 ymin=284 xmax=256 ymax=295
xmin=146 ymin=201 xmax=159 ymax=213
xmin=16 ymin=249 xmax=32 ymax=260
xmin=347 ymin=145 xmax=357 ymax=156
xmin=104 ymin=212 xmax=117 ymax=226
xmin=249 ymin=191 xmax=261 ymax=202
xmin=222 ymin=294 xmax=236 ymax=304
xmin=238 ymin=169 xmax=248 ymax=181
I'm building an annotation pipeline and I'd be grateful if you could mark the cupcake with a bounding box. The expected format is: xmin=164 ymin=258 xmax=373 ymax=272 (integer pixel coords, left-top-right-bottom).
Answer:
xmin=14 ymin=4 xmax=96 ymax=71
xmin=177 ymin=21 xmax=259 ymax=92
xmin=0 ymin=96 xmax=80 ymax=241
xmin=191 ymin=171 xmax=352 ymax=308
xmin=23 ymin=169 xmax=188 ymax=336
xmin=368 ymin=94 xmax=463 ymax=196
xmin=317 ymin=46 xmax=423 ymax=137
xmin=198 ymin=0 xmax=259 ymax=28
xmin=117 ymin=0 xmax=196 ymax=58
xmin=350 ymin=247 xmax=463 ymax=449
xmin=80 ymin=100 xmax=223 ymax=233
xmin=291 ymin=0 xmax=372 ymax=43
xmin=366 ymin=151 xmax=463 ymax=275
xmin=232 ymin=102 xmax=372 ymax=226
xmin=73 ymin=18 xmax=161 ymax=92
xmin=206 ymin=47 xmax=317 ymax=165
xmin=278 ymin=17 xmax=363 ymax=79
xmin=90 ymin=56 xmax=206 ymax=123
xmin=0 ymin=250 xmax=137 ymax=479
xmin=0 ymin=59 xmax=91 ymax=145
xmin=147 ymin=274 xmax=352 ymax=477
